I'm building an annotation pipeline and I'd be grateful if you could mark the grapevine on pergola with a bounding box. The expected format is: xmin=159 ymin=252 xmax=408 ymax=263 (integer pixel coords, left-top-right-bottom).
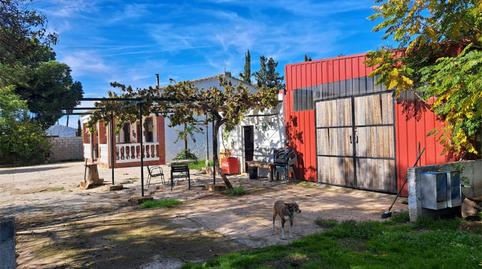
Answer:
xmin=88 ymin=76 xmax=279 ymax=189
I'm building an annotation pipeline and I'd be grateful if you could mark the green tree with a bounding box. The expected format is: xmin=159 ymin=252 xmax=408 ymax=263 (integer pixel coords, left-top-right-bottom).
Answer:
xmin=0 ymin=0 xmax=83 ymax=128
xmin=304 ymin=54 xmax=312 ymax=61
xmin=239 ymin=50 xmax=251 ymax=83
xmin=88 ymin=77 xmax=279 ymax=189
xmin=254 ymin=56 xmax=284 ymax=91
xmin=366 ymin=0 xmax=482 ymax=156
xmin=0 ymin=0 xmax=57 ymax=65
xmin=0 ymin=86 xmax=49 ymax=164
xmin=14 ymin=61 xmax=83 ymax=128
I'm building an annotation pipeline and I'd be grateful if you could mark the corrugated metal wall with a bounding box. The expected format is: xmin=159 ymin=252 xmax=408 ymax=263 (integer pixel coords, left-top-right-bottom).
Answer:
xmin=285 ymin=53 xmax=451 ymax=194
xmin=395 ymin=97 xmax=453 ymax=195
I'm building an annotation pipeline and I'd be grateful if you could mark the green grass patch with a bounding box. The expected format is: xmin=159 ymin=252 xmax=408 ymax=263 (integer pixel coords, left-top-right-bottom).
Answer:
xmin=183 ymin=217 xmax=482 ymax=269
xmin=225 ymin=186 xmax=247 ymax=196
xmin=140 ymin=198 xmax=182 ymax=209
xmin=391 ymin=211 xmax=410 ymax=223
xmin=314 ymin=218 xmax=338 ymax=229
xmin=188 ymin=160 xmax=214 ymax=170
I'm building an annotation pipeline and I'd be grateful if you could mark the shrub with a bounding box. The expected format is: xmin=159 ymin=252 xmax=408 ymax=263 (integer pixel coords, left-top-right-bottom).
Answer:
xmin=0 ymin=86 xmax=50 ymax=165
xmin=174 ymin=149 xmax=198 ymax=161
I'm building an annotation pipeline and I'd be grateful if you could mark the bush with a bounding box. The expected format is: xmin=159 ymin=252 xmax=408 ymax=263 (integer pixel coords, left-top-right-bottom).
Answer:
xmin=174 ymin=149 xmax=198 ymax=161
xmin=0 ymin=86 xmax=50 ymax=165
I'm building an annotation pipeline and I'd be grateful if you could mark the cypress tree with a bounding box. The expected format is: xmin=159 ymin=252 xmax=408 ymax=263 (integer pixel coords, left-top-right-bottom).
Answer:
xmin=239 ymin=50 xmax=251 ymax=83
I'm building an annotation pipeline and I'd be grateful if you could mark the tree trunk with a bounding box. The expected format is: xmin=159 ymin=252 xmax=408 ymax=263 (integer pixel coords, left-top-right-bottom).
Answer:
xmin=213 ymin=121 xmax=233 ymax=189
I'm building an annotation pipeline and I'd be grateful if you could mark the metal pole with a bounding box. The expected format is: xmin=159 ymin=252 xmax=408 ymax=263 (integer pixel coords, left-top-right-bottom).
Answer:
xmin=205 ymin=114 xmax=209 ymax=171
xmin=212 ymin=119 xmax=216 ymax=185
xmin=110 ymin=112 xmax=115 ymax=185
xmin=90 ymin=131 xmax=95 ymax=162
xmin=139 ymin=104 xmax=145 ymax=197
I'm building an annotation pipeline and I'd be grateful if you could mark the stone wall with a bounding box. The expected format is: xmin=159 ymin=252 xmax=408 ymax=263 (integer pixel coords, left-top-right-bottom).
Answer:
xmin=47 ymin=137 xmax=84 ymax=162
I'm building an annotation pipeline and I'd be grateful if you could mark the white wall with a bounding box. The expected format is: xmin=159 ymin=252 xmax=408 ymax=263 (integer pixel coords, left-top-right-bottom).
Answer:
xmin=220 ymin=95 xmax=285 ymax=173
xmin=164 ymin=75 xmax=258 ymax=162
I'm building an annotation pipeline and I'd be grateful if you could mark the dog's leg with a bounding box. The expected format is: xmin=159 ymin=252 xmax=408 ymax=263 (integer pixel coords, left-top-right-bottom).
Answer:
xmin=280 ymin=217 xmax=286 ymax=240
xmin=272 ymin=212 xmax=277 ymax=235
xmin=289 ymin=217 xmax=294 ymax=238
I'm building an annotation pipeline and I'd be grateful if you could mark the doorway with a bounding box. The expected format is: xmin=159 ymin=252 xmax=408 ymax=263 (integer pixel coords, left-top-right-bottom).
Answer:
xmin=243 ymin=126 xmax=254 ymax=170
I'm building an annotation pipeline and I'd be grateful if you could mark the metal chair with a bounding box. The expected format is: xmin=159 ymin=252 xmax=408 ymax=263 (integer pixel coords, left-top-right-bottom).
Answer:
xmin=146 ymin=165 xmax=165 ymax=188
xmin=170 ymin=164 xmax=191 ymax=190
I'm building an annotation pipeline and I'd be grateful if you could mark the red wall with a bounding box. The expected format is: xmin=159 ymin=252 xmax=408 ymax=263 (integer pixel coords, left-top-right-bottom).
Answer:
xmin=285 ymin=53 xmax=451 ymax=194
xmin=285 ymin=54 xmax=371 ymax=182
xmin=395 ymin=101 xmax=453 ymax=195
xmin=98 ymin=121 xmax=107 ymax=144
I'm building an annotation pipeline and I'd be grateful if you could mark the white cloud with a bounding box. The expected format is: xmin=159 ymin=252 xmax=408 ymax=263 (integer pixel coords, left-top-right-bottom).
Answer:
xmin=60 ymin=51 xmax=110 ymax=76
xmin=39 ymin=0 xmax=376 ymax=98
xmin=37 ymin=0 xmax=98 ymax=17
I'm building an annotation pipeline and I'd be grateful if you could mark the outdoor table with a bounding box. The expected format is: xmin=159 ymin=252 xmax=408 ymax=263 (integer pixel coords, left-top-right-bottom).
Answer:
xmin=245 ymin=161 xmax=274 ymax=181
xmin=168 ymin=159 xmax=195 ymax=191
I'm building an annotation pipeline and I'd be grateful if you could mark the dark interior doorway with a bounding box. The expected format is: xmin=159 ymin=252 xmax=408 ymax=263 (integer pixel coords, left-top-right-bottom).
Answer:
xmin=243 ymin=126 xmax=254 ymax=170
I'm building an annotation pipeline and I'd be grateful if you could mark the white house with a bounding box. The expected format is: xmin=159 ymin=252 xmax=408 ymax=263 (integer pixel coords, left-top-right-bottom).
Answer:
xmin=164 ymin=72 xmax=263 ymax=162
xmin=219 ymin=91 xmax=285 ymax=174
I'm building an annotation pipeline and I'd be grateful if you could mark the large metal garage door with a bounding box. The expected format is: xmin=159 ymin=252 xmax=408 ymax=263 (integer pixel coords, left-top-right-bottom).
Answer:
xmin=315 ymin=92 xmax=396 ymax=193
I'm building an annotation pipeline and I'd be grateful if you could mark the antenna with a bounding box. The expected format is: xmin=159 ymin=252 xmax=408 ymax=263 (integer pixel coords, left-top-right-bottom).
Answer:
xmin=155 ymin=74 xmax=160 ymax=88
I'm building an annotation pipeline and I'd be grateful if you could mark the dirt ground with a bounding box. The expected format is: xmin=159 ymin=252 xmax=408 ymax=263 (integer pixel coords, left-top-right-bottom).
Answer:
xmin=0 ymin=161 xmax=406 ymax=269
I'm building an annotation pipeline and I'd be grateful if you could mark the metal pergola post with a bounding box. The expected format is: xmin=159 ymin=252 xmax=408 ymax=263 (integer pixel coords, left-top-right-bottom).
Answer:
xmin=212 ymin=119 xmax=216 ymax=186
xmin=110 ymin=112 xmax=115 ymax=185
xmin=139 ymin=103 xmax=145 ymax=197
xmin=205 ymin=114 xmax=209 ymax=173
xmin=59 ymin=97 xmax=185 ymax=197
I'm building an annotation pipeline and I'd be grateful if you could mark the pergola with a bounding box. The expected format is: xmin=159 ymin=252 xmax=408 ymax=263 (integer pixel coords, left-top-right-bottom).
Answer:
xmin=62 ymin=97 xmax=217 ymax=197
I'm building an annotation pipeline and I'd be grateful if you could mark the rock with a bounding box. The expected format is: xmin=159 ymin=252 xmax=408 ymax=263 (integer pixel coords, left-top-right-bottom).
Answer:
xmin=109 ymin=184 xmax=124 ymax=191
xmin=461 ymin=198 xmax=482 ymax=220
xmin=128 ymin=195 xmax=153 ymax=205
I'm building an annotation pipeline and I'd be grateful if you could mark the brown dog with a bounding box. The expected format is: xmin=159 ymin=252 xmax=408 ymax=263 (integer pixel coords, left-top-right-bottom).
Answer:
xmin=272 ymin=200 xmax=301 ymax=240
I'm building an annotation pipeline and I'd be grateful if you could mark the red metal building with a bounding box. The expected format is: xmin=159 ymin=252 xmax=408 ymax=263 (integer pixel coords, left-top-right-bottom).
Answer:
xmin=284 ymin=53 xmax=452 ymax=195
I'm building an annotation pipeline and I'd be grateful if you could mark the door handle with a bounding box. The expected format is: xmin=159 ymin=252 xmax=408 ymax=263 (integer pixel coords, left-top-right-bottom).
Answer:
xmin=349 ymin=135 xmax=352 ymax=144
xmin=356 ymin=135 xmax=358 ymax=143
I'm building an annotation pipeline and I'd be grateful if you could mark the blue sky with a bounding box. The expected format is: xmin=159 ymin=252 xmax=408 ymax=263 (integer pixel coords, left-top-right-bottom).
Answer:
xmin=32 ymin=0 xmax=388 ymax=126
